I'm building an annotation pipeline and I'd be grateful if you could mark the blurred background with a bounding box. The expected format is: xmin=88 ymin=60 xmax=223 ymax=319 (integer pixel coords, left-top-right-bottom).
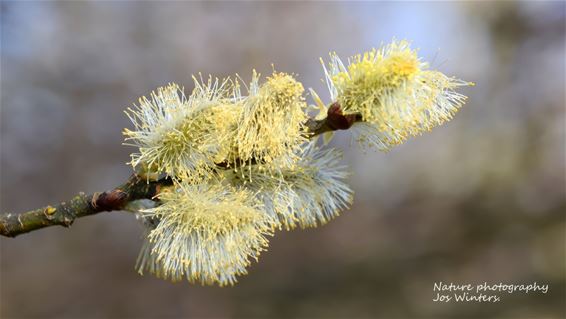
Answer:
xmin=1 ymin=1 xmax=564 ymax=318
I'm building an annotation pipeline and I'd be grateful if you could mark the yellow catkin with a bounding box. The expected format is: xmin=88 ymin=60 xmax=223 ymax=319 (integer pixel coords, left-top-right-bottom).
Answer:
xmin=230 ymin=143 xmax=353 ymax=230
xmin=124 ymin=79 xmax=242 ymax=181
xmin=323 ymin=40 xmax=472 ymax=150
xmin=235 ymin=71 xmax=307 ymax=168
xmin=137 ymin=181 xmax=273 ymax=286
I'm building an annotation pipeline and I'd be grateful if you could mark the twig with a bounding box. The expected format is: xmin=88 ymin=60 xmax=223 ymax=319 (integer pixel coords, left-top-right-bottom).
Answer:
xmin=0 ymin=104 xmax=362 ymax=238
xmin=0 ymin=175 xmax=172 ymax=238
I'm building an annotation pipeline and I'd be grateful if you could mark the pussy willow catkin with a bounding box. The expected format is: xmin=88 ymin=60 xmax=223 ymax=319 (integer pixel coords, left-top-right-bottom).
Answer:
xmin=125 ymin=39 xmax=472 ymax=285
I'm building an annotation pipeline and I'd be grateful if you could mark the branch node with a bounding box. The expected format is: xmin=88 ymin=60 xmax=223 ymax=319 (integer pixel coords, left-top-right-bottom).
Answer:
xmin=43 ymin=206 xmax=57 ymax=217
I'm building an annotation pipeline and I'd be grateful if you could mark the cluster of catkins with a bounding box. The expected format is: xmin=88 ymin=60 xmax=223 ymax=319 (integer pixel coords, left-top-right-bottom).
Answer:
xmin=123 ymin=40 xmax=472 ymax=286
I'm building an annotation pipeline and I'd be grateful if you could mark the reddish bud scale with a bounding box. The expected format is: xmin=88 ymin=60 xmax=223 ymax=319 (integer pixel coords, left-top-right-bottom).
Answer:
xmin=326 ymin=102 xmax=359 ymax=130
xmin=92 ymin=190 xmax=128 ymax=211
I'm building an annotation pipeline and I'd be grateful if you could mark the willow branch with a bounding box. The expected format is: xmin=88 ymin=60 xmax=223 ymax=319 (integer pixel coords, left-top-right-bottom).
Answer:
xmin=0 ymin=103 xmax=362 ymax=238
xmin=0 ymin=175 xmax=172 ymax=238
